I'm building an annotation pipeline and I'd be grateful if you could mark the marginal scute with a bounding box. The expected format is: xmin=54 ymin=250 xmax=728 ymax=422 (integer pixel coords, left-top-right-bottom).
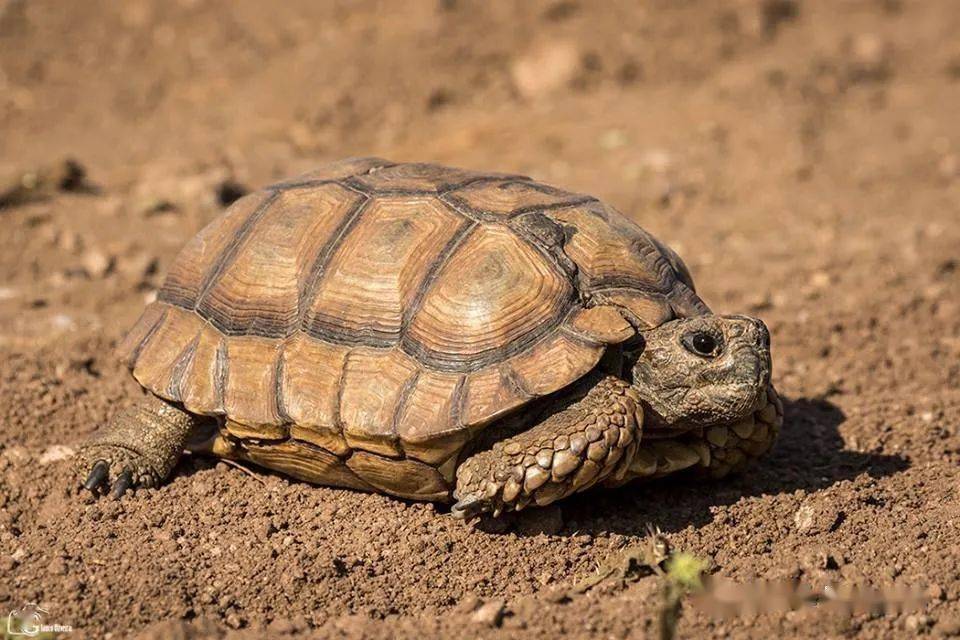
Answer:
xmin=116 ymin=302 xmax=167 ymax=367
xmin=225 ymin=419 xmax=287 ymax=441
xmin=591 ymin=290 xmax=674 ymax=329
xmin=339 ymin=347 xmax=419 ymax=457
xmin=178 ymin=321 xmax=226 ymax=415
xmin=405 ymin=224 xmax=573 ymax=364
xmin=223 ymin=336 xmax=281 ymax=428
xmin=280 ymin=334 xmax=350 ymax=455
xmin=565 ymin=305 xmax=635 ymax=344
xmin=163 ymin=334 xmax=201 ymax=403
xmin=395 ymin=370 xmax=467 ymax=464
xmin=304 ymin=195 xmax=464 ymax=344
xmin=130 ymin=305 xmax=204 ymax=400
xmin=198 ymin=184 xmax=363 ymax=337
xmin=290 ymin=424 xmax=350 ymax=458
xmin=443 ymin=178 xmax=583 ymax=218
xmin=668 ymin=281 xmax=712 ymax=317
xmin=462 ymin=364 xmax=529 ymax=428
xmin=508 ymin=331 xmax=604 ymax=397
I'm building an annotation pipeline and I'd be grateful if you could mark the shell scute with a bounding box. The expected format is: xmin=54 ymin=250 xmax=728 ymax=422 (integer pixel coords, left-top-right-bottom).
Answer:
xmin=565 ymin=306 xmax=635 ymax=344
xmin=345 ymin=451 xmax=449 ymax=501
xmin=279 ymin=334 xmax=349 ymax=454
xmin=508 ymin=331 xmax=604 ymax=397
xmin=461 ymin=364 xmax=530 ymax=428
xmin=241 ymin=439 xmax=374 ymax=491
xmin=197 ymin=184 xmax=364 ymax=337
xmin=128 ymin=305 xmax=204 ymax=401
xmin=222 ymin=335 xmax=282 ymax=428
xmin=395 ymin=370 xmax=467 ymax=465
xmin=403 ymin=224 xmax=574 ymax=368
xmin=303 ymin=195 xmax=466 ymax=345
xmin=442 ymin=177 xmax=587 ymax=219
xmin=338 ymin=347 xmax=419 ymax=458
xmin=548 ymin=200 xmax=677 ymax=294
xmin=116 ymin=302 xmax=167 ymax=368
xmin=158 ymin=191 xmax=273 ymax=309
xmin=177 ymin=321 xmax=225 ymax=415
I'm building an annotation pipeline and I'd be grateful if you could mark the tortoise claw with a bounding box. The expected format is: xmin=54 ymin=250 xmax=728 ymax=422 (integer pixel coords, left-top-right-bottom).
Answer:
xmin=110 ymin=469 xmax=134 ymax=499
xmin=82 ymin=459 xmax=136 ymax=499
xmin=450 ymin=497 xmax=486 ymax=520
xmin=83 ymin=460 xmax=110 ymax=493
xmin=77 ymin=443 xmax=164 ymax=501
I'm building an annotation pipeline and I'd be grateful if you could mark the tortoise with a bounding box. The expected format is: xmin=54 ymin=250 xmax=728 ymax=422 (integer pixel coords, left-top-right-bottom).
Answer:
xmin=78 ymin=158 xmax=782 ymax=518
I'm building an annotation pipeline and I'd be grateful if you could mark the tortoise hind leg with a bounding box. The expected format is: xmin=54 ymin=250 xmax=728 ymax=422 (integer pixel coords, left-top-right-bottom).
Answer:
xmin=78 ymin=394 xmax=199 ymax=498
xmin=451 ymin=376 xmax=642 ymax=519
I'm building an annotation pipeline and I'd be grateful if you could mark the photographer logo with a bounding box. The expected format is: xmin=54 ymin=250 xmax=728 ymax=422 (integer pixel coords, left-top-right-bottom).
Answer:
xmin=6 ymin=603 xmax=72 ymax=637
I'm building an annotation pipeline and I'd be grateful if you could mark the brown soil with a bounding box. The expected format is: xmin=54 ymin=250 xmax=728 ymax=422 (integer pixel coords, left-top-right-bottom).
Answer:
xmin=2 ymin=1 xmax=959 ymax=638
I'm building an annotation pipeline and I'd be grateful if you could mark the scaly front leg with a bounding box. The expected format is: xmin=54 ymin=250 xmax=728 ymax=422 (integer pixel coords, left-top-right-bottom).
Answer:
xmin=602 ymin=383 xmax=784 ymax=486
xmin=451 ymin=376 xmax=642 ymax=518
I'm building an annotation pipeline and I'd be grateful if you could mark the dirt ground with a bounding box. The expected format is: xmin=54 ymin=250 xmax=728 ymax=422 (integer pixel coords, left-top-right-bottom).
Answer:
xmin=1 ymin=0 xmax=959 ymax=638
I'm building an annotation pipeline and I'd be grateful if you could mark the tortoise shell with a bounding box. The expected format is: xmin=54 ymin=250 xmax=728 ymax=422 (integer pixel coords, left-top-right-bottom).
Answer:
xmin=117 ymin=158 xmax=709 ymax=498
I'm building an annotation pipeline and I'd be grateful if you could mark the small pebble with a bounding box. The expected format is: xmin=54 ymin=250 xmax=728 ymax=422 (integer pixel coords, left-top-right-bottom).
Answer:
xmin=454 ymin=593 xmax=481 ymax=614
xmin=47 ymin=557 xmax=67 ymax=576
xmin=267 ymin=618 xmax=296 ymax=634
xmin=904 ymin=613 xmax=932 ymax=632
xmin=471 ymin=600 xmax=506 ymax=628
xmin=511 ymin=41 xmax=580 ymax=99
xmin=846 ymin=33 xmax=892 ymax=82
xmin=794 ymin=500 xmax=842 ymax=535
xmin=81 ymin=249 xmax=113 ymax=278
xmin=38 ymin=444 xmax=75 ymax=465
xmin=926 ymin=583 xmax=944 ymax=601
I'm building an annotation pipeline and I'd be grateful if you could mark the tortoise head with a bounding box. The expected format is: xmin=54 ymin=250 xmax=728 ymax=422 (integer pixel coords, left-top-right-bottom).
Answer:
xmin=630 ymin=315 xmax=771 ymax=430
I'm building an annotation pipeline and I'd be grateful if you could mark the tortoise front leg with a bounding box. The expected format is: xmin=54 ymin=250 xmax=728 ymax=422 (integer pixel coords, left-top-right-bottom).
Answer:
xmin=696 ymin=384 xmax=783 ymax=478
xmin=451 ymin=376 xmax=642 ymax=519
xmin=77 ymin=394 xmax=198 ymax=498
xmin=604 ymin=384 xmax=784 ymax=486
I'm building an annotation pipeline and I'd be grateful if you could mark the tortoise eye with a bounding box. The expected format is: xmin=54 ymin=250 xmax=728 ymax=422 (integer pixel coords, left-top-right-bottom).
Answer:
xmin=683 ymin=331 xmax=721 ymax=357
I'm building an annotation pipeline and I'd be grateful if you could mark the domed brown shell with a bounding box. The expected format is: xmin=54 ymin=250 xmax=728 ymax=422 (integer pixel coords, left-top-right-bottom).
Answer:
xmin=117 ymin=158 xmax=709 ymax=497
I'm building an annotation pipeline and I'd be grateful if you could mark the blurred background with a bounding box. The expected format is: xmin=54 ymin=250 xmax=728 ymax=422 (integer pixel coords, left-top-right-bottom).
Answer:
xmin=1 ymin=1 xmax=959 ymax=638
